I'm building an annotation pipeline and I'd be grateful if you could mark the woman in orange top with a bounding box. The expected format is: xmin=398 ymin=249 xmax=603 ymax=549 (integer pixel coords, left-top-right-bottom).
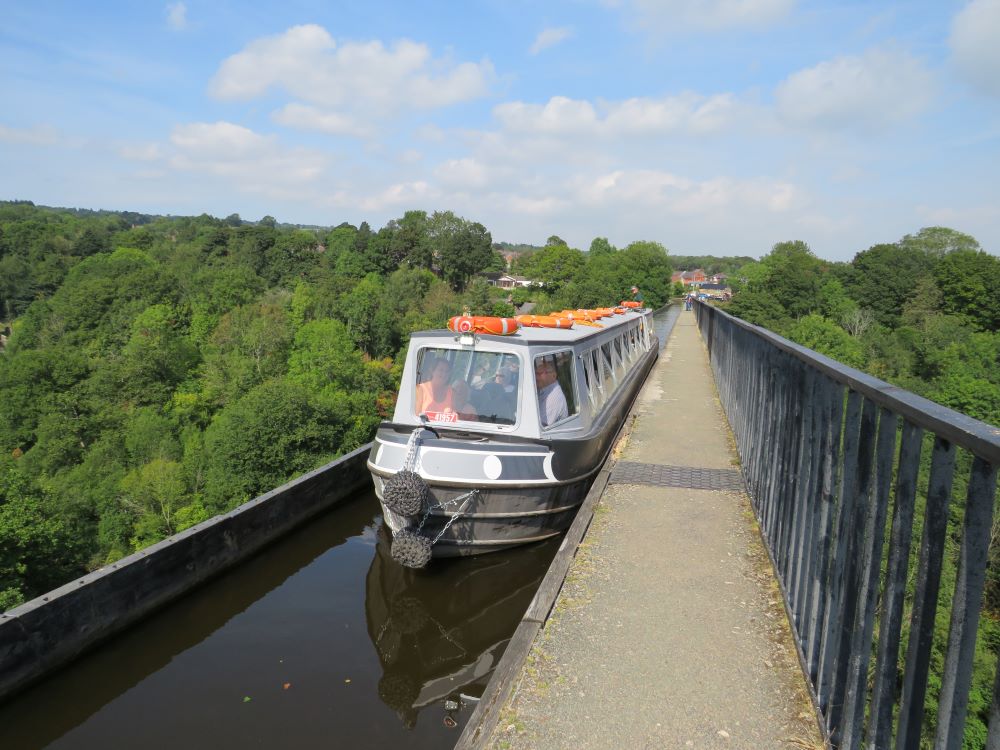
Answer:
xmin=415 ymin=358 xmax=455 ymax=418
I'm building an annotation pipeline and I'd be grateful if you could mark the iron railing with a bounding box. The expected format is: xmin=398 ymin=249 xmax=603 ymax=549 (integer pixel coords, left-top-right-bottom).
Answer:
xmin=695 ymin=302 xmax=1000 ymax=750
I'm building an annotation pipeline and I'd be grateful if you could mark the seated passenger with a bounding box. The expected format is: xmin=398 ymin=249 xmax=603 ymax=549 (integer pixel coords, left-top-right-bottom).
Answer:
xmin=535 ymin=356 xmax=568 ymax=427
xmin=470 ymin=363 xmax=490 ymax=390
xmin=475 ymin=369 xmax=516 ymax=424
xmin=450 ymin=380 xmax=478 ymax=421
xmin=415 ymin=358 xmax=456 ymax=420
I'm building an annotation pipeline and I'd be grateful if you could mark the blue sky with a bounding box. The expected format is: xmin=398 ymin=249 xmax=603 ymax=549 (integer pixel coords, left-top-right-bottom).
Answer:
xmin=1 ymin=1 xmax=998 ymax=261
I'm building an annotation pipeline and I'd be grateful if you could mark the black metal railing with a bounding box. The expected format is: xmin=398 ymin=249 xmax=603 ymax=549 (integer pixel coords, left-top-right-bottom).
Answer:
xmin=695 ymin=302 xmax=1000 ymax=750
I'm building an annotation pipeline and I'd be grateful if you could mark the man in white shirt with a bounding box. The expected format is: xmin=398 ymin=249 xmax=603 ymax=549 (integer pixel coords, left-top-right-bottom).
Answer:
xmin=535 ymin=356 xmax=568 ymax=427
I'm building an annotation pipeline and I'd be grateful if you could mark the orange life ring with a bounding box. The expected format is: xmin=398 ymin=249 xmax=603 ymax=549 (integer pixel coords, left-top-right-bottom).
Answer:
xmin=516 ymin=315 xmax=574 ymax=329
xmin=574 ymin=309 xmax=609 ymax=319
xmin=556 ymin=310 xmax=603 ymax=327
xmin=621 ymin=300 xmax=642 ymax=309
xmin=447 ymin=316 xmax=520 ymax=335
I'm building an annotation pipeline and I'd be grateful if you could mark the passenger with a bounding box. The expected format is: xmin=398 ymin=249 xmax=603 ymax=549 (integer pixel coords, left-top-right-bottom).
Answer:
xmin=450 ymin=380 xmax=478 ymax=421
xmin=415 ymin=358 xmax=455 ymax=418
xmin=470 ymin=362 xmax=490 ymax=390
xmin=535 ymin=356 xmax=568 ymax=427
xmin=477 ymin=369 xmax=516 ymax=424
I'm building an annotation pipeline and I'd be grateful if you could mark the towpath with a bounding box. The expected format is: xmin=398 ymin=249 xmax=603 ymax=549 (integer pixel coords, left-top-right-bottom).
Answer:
xmin=487 ymin=309 xmax=824 ymax=749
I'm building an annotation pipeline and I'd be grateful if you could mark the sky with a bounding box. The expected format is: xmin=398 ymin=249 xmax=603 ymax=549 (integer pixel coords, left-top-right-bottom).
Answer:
xmin=1 ymin=1 xmax=999 ymax=262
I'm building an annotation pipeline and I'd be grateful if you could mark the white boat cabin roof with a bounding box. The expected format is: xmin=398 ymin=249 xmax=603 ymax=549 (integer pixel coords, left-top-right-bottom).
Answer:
xmin=411 ymin=308 xmax=648 ymax=346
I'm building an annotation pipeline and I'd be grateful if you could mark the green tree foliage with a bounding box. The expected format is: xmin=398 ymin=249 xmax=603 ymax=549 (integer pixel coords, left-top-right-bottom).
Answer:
xmin=933 ymin=250 xmax=1000 ymax=332
xmin=843 ymin=243 xmax=936 ymax=327
xmin=0 ymin=456 xmax=78 ymax=610
xmin=517 ymin=242 xmax=585 ymax=290
xmin=784 ymin=314 xmax=866 ymax=368
xmin=202 ymin=379 xmax=350 ymax=511
xmin=430 ymin=212 xmax=494 ymax=292
xmin=899 ymin=226 xmax=981 ymax=257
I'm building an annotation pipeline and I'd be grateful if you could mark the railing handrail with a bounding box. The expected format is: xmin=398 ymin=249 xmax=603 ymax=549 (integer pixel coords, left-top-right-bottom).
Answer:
xmin=697 ymin=301 xmax=1000 ymax=463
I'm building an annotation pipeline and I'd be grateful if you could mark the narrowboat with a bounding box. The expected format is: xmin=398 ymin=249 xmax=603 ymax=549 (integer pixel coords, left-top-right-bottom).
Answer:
xmin=367 ymin=304 xmax=658 ymax=567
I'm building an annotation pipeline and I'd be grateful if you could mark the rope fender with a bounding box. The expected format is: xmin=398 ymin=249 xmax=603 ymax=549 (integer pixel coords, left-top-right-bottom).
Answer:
xmin=391 ymin=528 xmax=433 ymax=568
xmin=382 ymin=470 xmax=430 ymax=517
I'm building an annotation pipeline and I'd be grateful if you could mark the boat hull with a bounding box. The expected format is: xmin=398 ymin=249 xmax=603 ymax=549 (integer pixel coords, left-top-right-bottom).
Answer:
xmin=372 ymin=477 xmax=589 ymax=556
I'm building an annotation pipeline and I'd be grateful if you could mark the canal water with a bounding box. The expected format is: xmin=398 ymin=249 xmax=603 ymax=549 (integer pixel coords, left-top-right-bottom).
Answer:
xmin=0 ymin=306 xmax=680 ymax=750
xmin=0 ymin=491 xmax=559 ymax=749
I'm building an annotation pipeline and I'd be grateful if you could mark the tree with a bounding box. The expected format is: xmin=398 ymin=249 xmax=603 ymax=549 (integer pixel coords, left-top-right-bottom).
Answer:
xmin=200 ymin=301 xmax=293 ymax=405
xmin=117 ymin=459 xmax=191 ymax=548
xmin=933 ymin=249 xmax=1000 ymax=332
xmin=118 ymin=304 xmax=200 ymax=406
xmin=202 ymin=379 xmax=350 ymax=511
xmin=844 ymin=243 xmax=936 ymax=327
xmin=0 ymin=456 xmax=79 ymax=610
xmin=589 ymin=237 xmax=616 ymax=256
xmin=432 ymin=214 xmax=494 ymax=292
xmin=898 ymin=226 xmax=980 ymax=257
xmin=785 ymin=314 xmax=866 ymax=368
xmin=518 ymin=243 xmax=585 ymax=288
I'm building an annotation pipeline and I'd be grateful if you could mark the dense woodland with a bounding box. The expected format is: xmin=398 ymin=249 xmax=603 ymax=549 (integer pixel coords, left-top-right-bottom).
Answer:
xmin=0 ymin=202 xmax=670 ymax=611
xmin=720 ymin=232 xmax=1000 ymax=748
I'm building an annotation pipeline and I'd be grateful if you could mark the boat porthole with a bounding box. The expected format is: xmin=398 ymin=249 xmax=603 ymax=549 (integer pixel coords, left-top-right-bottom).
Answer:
xmin=483 ymin=455 xmax=503 ymax=480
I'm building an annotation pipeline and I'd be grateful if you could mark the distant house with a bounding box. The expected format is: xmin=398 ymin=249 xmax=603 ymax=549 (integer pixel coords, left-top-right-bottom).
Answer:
xmin=481 ymin=273 xmax=536 ymax=289
xmin=671 ymin=269 xmax=708 ymax=286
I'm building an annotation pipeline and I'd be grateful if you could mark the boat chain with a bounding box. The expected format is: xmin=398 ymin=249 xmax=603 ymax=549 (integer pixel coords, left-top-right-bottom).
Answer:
xmin=403 ymin=427 xmax=478 ymax=545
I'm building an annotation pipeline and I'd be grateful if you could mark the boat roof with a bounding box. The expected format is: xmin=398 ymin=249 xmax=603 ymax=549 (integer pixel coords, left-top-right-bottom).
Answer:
xmin=410 ymin=309 xmax=650 ymax=347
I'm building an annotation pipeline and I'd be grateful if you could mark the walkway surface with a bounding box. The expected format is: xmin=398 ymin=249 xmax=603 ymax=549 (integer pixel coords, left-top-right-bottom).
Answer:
xmin=488 ymin=311 xmax=824 ymax=749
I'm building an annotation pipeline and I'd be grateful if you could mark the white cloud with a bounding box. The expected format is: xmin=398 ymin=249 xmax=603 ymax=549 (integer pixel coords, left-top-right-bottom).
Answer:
xmin=434 ymin=158 xmax=492 ymax=189
xmin=530 ymin=27 xmax=573 ymax=55
xmin=610 ymin=0 xmax=795 ymax=32
xmin=119 ymin=143 xmax=163 ymax=161
xmin=494 ymin=92 xmax=738 ymax=137
xmin=272 ymin=103 xmax=368 ymax=138
xmin=165 ymin=121 xmax=326 ymax=196
xmin=574 ymin=169 xmax=797 ymax=214
xmin=775 ymin=48 xmax=934 ymax=131
xmin=0 ymin=123 xmax=59 ymax=146
xmin=359 ymin=180 xmax=437 ymax=211
xmin=208 ymin=25 xmax=495 ymax=136
xmin=165 ymin=2 xmax=188 ymax=31
xmin=949 ymin=0 xmax=1000 ymax=98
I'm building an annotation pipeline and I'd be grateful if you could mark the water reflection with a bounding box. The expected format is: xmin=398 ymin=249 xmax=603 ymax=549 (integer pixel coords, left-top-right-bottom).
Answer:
xmin=365 ymin=527 xmax=558 ymax=729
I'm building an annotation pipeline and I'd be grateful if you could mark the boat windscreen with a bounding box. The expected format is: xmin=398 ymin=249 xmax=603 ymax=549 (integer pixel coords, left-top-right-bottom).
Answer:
xmin=414 ymin=347 xmax=520 ymax=426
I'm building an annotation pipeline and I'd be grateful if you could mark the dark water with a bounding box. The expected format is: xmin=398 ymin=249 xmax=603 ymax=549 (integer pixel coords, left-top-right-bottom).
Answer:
xmin=652 ymin=303 xmax=682 ymax=350
xmin=0 ymin=492 xmax=559 ymax=749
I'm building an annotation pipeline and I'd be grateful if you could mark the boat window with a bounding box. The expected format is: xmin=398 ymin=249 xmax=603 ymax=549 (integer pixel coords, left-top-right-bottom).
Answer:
xmin=601 ymin=343 xmax=618 ymax=387
xmin=582 ymin=351 xmax=599 ymax=410
xmin=614 ymin=336 xmax=626 ymax=375
xmin=533 ymin=351 xmax=578 ymax=429
xmin=414 ymin=347 xmax=520 ymax=425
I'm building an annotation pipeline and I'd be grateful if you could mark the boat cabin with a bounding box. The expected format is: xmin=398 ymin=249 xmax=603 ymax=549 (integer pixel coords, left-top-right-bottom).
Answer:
xmin=392 ymin=310 xmax=654 ymax=440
